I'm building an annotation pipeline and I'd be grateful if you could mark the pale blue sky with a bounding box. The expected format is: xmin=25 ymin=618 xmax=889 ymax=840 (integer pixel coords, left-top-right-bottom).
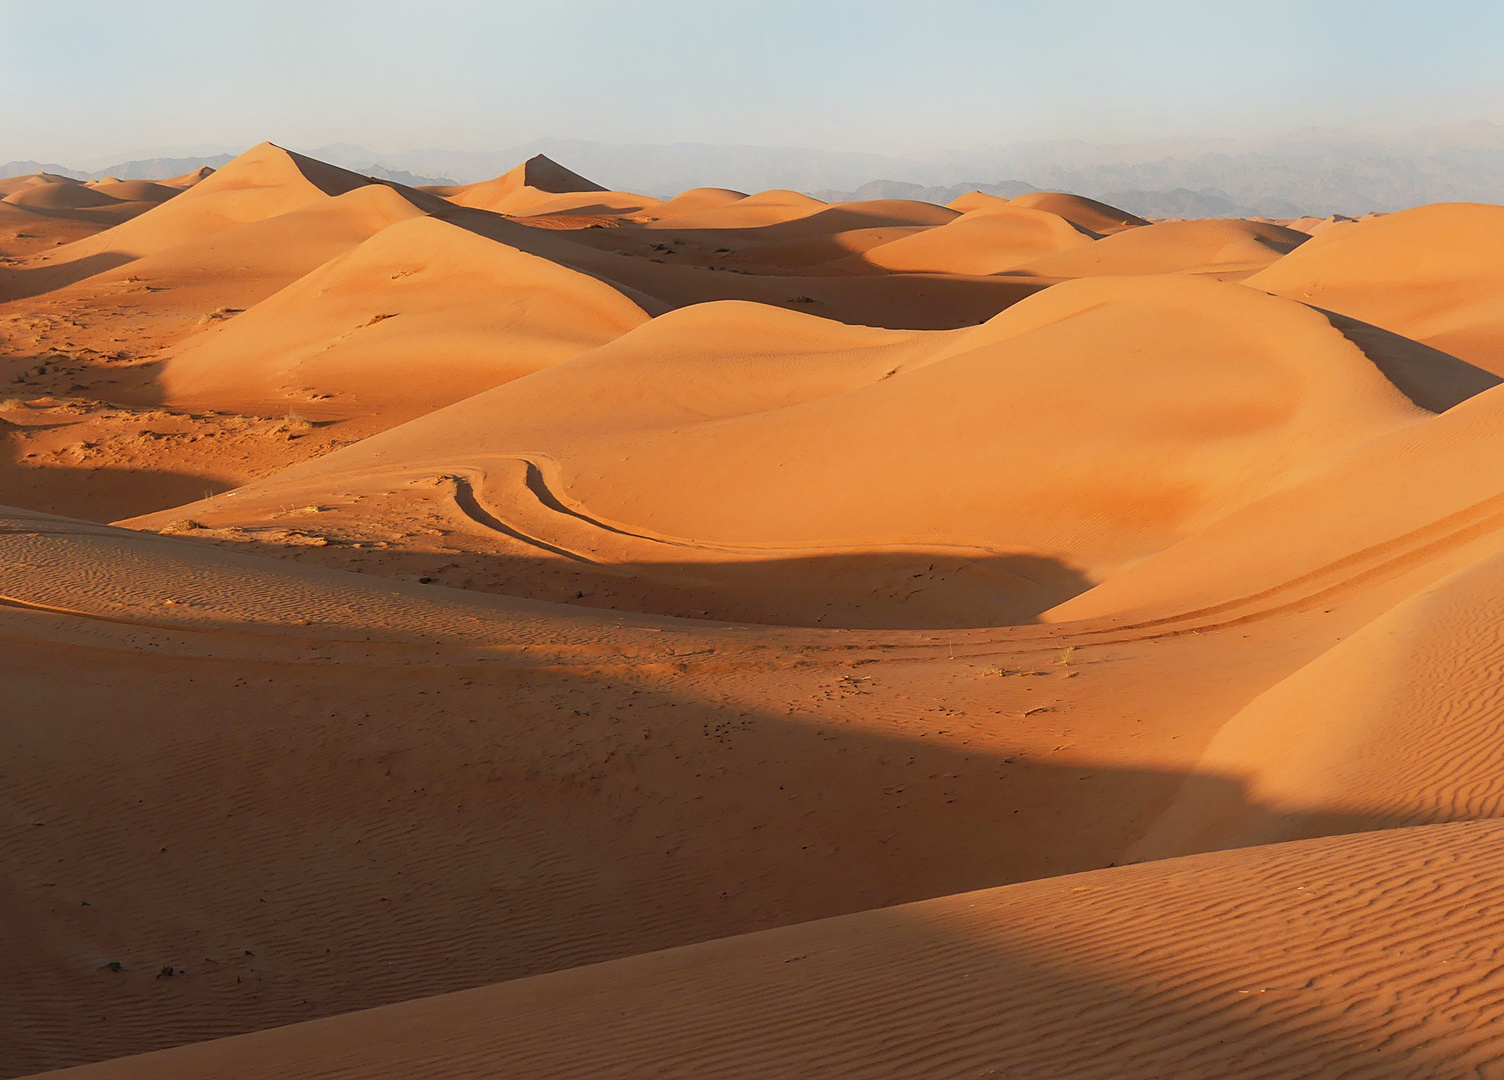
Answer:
xmin=4 ymin=0 xmax=1503 ymax=163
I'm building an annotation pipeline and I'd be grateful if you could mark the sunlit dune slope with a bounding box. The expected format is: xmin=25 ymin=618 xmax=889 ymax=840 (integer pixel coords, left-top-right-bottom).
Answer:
xmin=158 ymin=215 xmax=649 ymax=420
xmin=84 ymin=179 xmax=182 ymax=203
xmin=129 ymin=276 xmax=1436 ymax=626
xmin=1049 ymin=369 xmax=1504 ymax=626
xmin=945 ymin=190 xmax=1012 ymax=213
xmin=1015 ymin=218 xmax=1307 ymax=279
xmin=1131 ymin=544 xmax=1504 ymax=860
xmin=0 ymin=184 xmax=432 ymax=366
xmin=634 ymin=187 xmax=828 ymax=229
xmin=0 ymin=174 xmax=73 ymax=198
xmin=633 ymin=186 xmax=748 ymax=221
xmin=1247 ymin=202 xmax=1504 ymax=375
xmin=425 ymin=153 xmax=658 ymax=217
xmin=37 ymin=822 xmax=1504 ymax=1080
xmin=0 ymin=145 xmax=454 ymax=304
xmin=1010 ymin=190 xmax=1149 ymax=234
xmin=834 ymin=204 xmax=1094 ymax=275
xmin=3 ymin=182 xmax=126 ymax=211
xmin=160 ymin=166 xmax=216 ymax=189
xmin=49 ymin=144 xmax=385 ymax=261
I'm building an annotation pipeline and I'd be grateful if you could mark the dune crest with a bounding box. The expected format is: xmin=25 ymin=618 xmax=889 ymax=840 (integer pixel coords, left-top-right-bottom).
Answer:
xmin=1247 ymin=201 xmax=1504 ymax=374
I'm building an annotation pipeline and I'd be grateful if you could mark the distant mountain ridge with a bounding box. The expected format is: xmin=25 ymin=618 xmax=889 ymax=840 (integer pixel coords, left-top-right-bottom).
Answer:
xmin=305 ymin=123 xmax=1504 ymax=217
xmin=7 ymin=121 xmax=1504 ymax=217
xmin=0 ymin=153 xmax=451 ymax=187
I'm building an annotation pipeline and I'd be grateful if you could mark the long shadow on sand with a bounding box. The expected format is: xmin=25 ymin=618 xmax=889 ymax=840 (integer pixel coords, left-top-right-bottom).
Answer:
xmin=228 ymin=543 xmax=1099 ymax=630
xmin=1 ymin=617 xmax=1467 ymax=1075
xmin=0 ymin=458 xmax=235 ymax=524
xmin=0 ymin=251 xmax=136 ymax=303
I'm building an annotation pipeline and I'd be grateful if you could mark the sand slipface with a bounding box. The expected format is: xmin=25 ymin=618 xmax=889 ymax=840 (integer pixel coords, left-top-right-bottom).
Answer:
xmin=1247 ymin=202 xmax=1504 ymax=374
xmin=6 ymin=144 xmax=1504 ymax=1078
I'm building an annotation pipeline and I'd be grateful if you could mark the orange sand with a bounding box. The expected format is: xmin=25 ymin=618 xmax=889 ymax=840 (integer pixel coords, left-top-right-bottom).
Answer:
xmin=5 ymin=142 xmax=1504 ymax=1079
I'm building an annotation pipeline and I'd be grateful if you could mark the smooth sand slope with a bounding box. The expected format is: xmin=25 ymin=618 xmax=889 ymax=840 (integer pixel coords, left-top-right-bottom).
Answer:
xmin=834 ymin=204 xmax=1095 ymax=275
xmin=1010 ymin=190 xmax=1149 ymax=233
xmin=127 ymin=275 xmax=1440 ymax=627
xmin=1248 ymin=202 xmax=1504 ymax=374
xmin=419 ymin=153 xmax=649 ymax=218
xmin=1131 ymin=541 xmax=1504 ymax=859
xmin=32 ymin=823 xmax=1504 ymax=1080
xmin=1015 ymin=218 xmax=1309 ymax=279
xmin=157 ymin=215 xmax=648 ymax=421
xmin=0 ymin=171 xmax=201 ymax=258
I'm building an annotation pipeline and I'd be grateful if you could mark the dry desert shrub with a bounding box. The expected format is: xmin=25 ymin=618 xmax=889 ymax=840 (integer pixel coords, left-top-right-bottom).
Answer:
xmin=161 ymin=519 xmax=206 ymax=533
xmin=279 ymin=411 xmax=314 ymax=438
xmin=197 ymin=306 xmax=244 ymax=325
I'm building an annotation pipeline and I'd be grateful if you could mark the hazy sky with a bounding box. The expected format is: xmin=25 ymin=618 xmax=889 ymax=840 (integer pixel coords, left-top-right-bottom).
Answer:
xmin=4 ymin=0 xmax=1504 ymax=164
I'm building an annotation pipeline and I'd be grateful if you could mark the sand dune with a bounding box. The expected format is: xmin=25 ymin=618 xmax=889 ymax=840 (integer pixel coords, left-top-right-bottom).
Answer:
xmin=1050 ymin=369 xmax=1504 ymax=626
xmin=1014 ymin=218 xmax=1308 ymax=279
xmin=635 ymin=187 xmax=828 ymax=230
xmin=633 ymin=186 xmax=749 ymax=221
xmin=158 ymin=215 xmax=649 ymax=420
xmin=127 ymin=275 xmax=1434 ymax=627
xmin=1132 ymin=545 xmax=1504 ymax=859
xmin=9 ymin=142 xmax=1504 ymax=1078
xmin=0 ymin=172 xmax=183 ymax=252
xmin=3 ymin=182 xmax=127 ymax=211
xmin=84 ymin=179 xmax=181 ymax=204
xmin=836 ymin=204 xmax=1095 ymax=275
xmin=31 ymin=823 xmax=1504 ymax=1080
xmin=1010 ymin=190 xmax=1148 ymax=233
xmin=1247 ymin=202 xmax=1504 ymax=374
xmin=426 ymin=153 xmax=658 ymax=217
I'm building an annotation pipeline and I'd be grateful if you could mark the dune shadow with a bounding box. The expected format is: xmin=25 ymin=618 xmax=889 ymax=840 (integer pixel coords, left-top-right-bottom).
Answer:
xmin=1314 ymin=305 xmax=1501 ymax=411
xmin=2 ymin=620 xmax=1483 ymax=1075
xmin=435 ymin=202 xmax=1047 ymax=329
xmin=209 ymin=539 xmax=1096 ymax=629
xmin=0 ymin=458 xmax=234 ymax=523
xmin=0 ymin=251 xmax=137 ymax=303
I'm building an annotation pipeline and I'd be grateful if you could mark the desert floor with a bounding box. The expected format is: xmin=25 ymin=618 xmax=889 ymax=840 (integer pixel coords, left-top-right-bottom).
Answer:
xmin=5 ymin=146 xmax=1504 ymax=1078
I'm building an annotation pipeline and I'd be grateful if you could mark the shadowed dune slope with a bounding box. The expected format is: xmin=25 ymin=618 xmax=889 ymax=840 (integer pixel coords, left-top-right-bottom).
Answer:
xmin=836 ymin=204 xmax=1094 ymax=275
xmin=158 ymin=215 xmax=649 ymax=420
xmin=129 ymin=276 xmax=1441 ymax=624
xmin=34 ymin=823 xmax=1504 ymax=1080
xmin=1247 ymin=202 xmax=1504 ymax=375
xmin=1015 ymin=218 xmax=1308 ymax=279
xmin=0 ymin=502 xmax=1353 ymax=1073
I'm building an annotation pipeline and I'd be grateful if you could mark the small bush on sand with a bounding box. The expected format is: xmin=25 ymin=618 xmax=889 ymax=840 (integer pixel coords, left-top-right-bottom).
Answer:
xmin=280 ymin=412 xmax=314 ymax=437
